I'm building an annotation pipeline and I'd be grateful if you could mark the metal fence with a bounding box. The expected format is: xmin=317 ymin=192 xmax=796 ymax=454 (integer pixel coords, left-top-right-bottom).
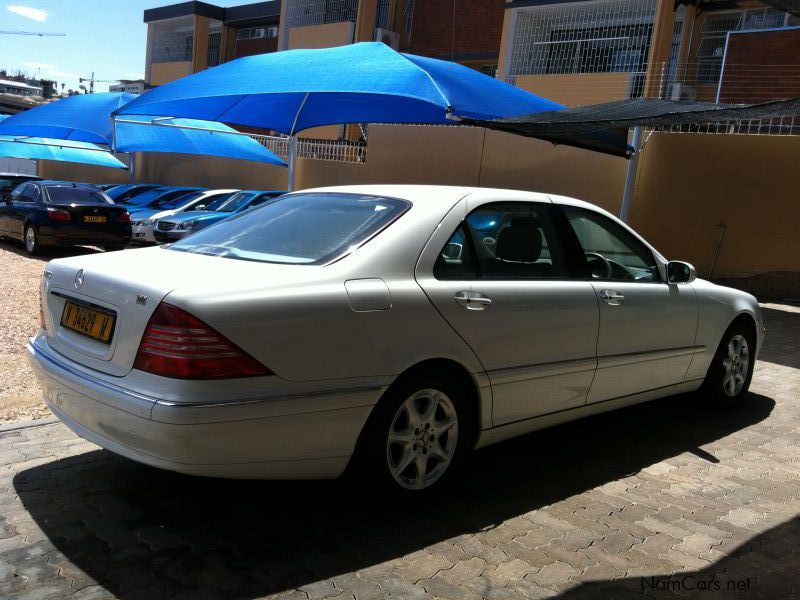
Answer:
xmin=284 ymin=0 xmax=359 ymax=29
xmin=508 ymin=0 xmax=657 ymax=78
xmin=251 ymin=134 xmax=367 ymax=163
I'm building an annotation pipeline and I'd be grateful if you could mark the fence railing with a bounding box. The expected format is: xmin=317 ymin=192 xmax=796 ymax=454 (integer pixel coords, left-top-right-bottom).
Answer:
xmin=250 ymin=134 xmax=367 ymax=163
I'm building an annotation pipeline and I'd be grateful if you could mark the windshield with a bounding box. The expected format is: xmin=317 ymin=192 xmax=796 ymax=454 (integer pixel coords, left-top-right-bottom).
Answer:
xmin=45 ymin=185 xmax=112 ymax=205
xmin=157 ymin=192 xmax=203 ymax=210
xmin=168 ymin=193 xmax=410 ymax=265
xmin=122 ymin=187 xmax=171 ymax=206
xmin=205 ymin=192 xmax=254 ymax=213
xmin=0 ymin=177 xmax=34 ymax=193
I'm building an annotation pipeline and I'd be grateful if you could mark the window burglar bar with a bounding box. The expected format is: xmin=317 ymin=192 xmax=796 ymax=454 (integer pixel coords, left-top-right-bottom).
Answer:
xmin=285 ymin=0 xmax=359 ymax=29
xmin=509 ymin=0 xmax=657 ymax=78
xmin=251 ymin=134 xmax=368 ymax=163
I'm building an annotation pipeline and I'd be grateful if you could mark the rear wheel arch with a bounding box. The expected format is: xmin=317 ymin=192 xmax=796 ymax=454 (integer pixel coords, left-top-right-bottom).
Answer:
xmin=351 ymin=358 xmax=482 ymax=468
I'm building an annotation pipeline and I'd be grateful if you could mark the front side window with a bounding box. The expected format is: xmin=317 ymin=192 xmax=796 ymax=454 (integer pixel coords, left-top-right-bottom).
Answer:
xmin=435 ymin=202 xmax=568 ymax=280
xmin=563 ymin=205 xmax=660 ymax=282
xmin=169 ymin=192 xmax=410 ymax=265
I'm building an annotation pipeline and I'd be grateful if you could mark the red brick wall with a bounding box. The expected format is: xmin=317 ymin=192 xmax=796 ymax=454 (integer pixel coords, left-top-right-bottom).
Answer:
xmin=404 ymin=0 xmax=505 ymax=61
xmin=718 ymin=29 xmax=800 ymax=103
xmin=235 ymin=37 xmax=279 ymax=59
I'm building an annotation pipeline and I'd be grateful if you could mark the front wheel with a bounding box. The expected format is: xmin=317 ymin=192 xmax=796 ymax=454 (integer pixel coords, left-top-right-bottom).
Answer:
xmin=357 ymin=373 xmax=474 ymax=493
xmin=702 ymin=323 xmax=755 ymax=402
xmin=24 ymin=225 xmax=41 ymax=255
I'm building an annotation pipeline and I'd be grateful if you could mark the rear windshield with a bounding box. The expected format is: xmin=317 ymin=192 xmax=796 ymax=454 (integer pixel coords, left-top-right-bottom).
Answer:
xmin=121 ymin=188 xmax=169 ymax=206
xmin=168 ymin=192 xmax=410 ymax=265
xmin=45 ymin=185 xmax=112 ymax=205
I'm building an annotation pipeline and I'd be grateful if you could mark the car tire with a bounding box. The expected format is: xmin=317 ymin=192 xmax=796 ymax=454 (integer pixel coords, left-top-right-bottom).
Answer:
xmin=24 ymin=225 xmax=41 ymax=256
xmin=701 ymin=321 xmax=756 ymax=402
xmin=355 ymin=372 xmax=474 ymax=494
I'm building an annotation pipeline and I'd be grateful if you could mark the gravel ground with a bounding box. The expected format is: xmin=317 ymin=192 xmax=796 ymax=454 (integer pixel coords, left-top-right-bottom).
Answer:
xmin=0 ymin=240 xmax=101 ymax=423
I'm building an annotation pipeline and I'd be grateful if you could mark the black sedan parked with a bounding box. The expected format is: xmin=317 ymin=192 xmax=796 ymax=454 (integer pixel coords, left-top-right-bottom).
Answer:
xmin=0 ymin=181 xmax=132 ymax=255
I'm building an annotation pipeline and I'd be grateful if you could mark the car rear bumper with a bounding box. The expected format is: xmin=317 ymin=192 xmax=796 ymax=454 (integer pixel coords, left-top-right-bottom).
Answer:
xmin=28 ymin=337 xmax=377 ymax=479
xmin=39 ymin=224 xmax=131 ymax=246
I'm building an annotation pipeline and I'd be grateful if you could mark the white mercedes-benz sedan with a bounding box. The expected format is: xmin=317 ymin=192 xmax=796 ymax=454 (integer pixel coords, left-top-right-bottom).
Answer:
xmin=29 ymin=185 xmax=764 ymax=492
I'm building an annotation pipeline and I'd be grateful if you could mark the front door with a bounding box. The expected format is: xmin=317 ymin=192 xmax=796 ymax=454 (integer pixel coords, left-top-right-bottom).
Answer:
xmin=559 ymin=204 xmax=698 ymax=403
xmin=416 ymin=194 xmax=599 ymax=426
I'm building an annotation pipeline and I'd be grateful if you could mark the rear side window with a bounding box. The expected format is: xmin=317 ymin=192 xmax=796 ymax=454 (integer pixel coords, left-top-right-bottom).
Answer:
xmin=168 ymin=192 xmax=410 ymax=265
xmin=45 ymin=186 xmax=111 ymax=205
xmin=435 ymin=202 xmax=569 ymax=280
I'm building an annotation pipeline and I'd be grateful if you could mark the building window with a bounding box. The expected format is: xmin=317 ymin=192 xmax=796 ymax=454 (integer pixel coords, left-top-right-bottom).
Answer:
xmin=509 ymin=0 xmax=657 ymax=77
xmin=695 ymin=8 xmax=787 ymax=84
xmin=285 ymin=0 xmax=359 ymax=29
xmin=151 ymin=16 xmax=195 ymax=63
xmin=237 ymin=26 xmax=278 ymax=40
xmin=207 ymin=21 xmax=222 ymax=67
xmin=375 ymin=0 xmax=390 ymax=29
xmin=404 ymin=0 xmax=414 ymax=35
xmin=479 ymin=64 xmax=498 ymax=78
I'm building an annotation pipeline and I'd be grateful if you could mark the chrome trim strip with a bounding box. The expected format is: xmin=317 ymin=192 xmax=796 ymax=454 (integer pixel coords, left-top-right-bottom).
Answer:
xmin=597 ymin=346 xmax=705 ymax=369
xmin=29 ymin=340 xmax=383 ymax=410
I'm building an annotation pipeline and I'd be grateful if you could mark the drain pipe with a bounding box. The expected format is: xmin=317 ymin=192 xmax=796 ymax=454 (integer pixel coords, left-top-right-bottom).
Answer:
xmin=708 ymin=223 xmax=726 ymax=279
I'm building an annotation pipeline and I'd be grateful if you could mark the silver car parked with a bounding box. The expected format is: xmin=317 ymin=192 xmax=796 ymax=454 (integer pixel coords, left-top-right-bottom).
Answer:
xmin=29 ymin=185 xmax=764 ymax=492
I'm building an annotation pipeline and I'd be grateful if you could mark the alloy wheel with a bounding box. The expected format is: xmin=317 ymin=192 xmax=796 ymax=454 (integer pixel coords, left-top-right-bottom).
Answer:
xmin=385 ymin=388 xmax=458 ymax=490
xmin=25 ymin=227 xmax=36 ymax=253
xmin=722 ymin=334 xmax=750 ymax=397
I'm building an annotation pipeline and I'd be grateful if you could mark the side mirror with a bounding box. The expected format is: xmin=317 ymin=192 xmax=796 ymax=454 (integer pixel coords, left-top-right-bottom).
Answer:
xmin=195 ymin=204 xmax=206 ymax=211
xmin=667 ymin=261 xmax=697 ymax=284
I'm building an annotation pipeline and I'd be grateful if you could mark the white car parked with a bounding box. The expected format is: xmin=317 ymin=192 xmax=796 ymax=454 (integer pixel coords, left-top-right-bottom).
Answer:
xmin=131 ymin=189 xmax=239 ymax=243
xmin=29 ymin=186 xmax=764 ymax=492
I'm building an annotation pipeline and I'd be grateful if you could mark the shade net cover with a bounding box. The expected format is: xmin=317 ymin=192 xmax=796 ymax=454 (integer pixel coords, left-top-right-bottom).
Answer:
xmin=0 ymin=136 xmax=127 ymax=169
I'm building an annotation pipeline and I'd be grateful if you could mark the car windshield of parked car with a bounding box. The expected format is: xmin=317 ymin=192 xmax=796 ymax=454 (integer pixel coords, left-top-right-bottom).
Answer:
xmin=0 ymin=177 xmax=31 ymax=193
xmin=45 ymin=185 xmax=112 ymax=205
xmin=122 ymin=188 xmax=170 ymax=206
xmin=157 ymin=192 xmax=204 ymax=210
xmin=205 ymin=192 xmax=255 ymax=213
xmin=169 ymin=193 xmax=410 ymax=265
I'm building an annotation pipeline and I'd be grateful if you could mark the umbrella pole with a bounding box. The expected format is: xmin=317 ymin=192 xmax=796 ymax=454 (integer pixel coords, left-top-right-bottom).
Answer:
xmin=619 ymin=125 xmax=642 ymax=224
xmin=287 ymin=135 xmax=297 ymax=192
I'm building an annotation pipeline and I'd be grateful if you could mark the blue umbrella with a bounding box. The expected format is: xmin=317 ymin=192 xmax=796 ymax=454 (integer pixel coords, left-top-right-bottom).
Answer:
xmin=0 ymin=135 xmax=127 ymax=169
xmin=0 ymin=93 xmax=132 ymax=144
xmin=0 ymin=92 xmax=285 ymax=169
xmin=115 ymin=42 xmax=564 ymax=189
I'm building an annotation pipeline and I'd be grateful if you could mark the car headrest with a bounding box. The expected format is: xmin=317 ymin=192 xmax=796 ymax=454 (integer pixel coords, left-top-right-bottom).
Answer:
xmin=496 ymin=220 xmax=542 ymax=262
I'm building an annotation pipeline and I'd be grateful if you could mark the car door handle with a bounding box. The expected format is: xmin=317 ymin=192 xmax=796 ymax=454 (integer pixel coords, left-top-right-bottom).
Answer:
xmin=600 ymin=289 xmax=625 ymax=306
xmin=454 ymin=291 xmax=492 ymax=310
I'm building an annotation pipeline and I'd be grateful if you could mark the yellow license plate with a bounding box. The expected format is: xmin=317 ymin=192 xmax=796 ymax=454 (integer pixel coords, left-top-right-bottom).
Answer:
xmin=60 ymin=302 xmax=116 ymax=343
xmin=83 ymin=215 xmax=107 ymax=223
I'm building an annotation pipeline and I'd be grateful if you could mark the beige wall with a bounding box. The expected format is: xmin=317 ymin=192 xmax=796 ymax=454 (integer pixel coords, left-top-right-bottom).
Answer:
xmin=630 ymin=133 xmax=800 ymax=278
xmin=36 ymin=128 xmax=800 ymax=282
xmin=515 ymin=72 xmax=635 ymax=107
xmin=149 ymin=61 xmax=192 ymax=86
xmin=287 ymin=21 xmax=354 ymax=49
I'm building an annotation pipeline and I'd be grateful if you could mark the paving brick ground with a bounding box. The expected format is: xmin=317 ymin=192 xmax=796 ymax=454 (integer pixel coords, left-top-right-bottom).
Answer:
xmin=0 ymin=304 xmax=798 ymax=599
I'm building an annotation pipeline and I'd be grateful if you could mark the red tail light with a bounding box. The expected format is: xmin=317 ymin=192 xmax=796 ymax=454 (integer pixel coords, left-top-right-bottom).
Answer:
xmin=134 ymin=302 xmax=272 ymax=379
xmin=118 ymin=211 xmax=131 ymax=224
xmin=47 ymin=207 xmax=71 ymax=221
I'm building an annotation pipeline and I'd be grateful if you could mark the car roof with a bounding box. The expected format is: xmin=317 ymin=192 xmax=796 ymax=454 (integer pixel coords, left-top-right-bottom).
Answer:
xmin=37 ymin=180 xmax=99 ymax=187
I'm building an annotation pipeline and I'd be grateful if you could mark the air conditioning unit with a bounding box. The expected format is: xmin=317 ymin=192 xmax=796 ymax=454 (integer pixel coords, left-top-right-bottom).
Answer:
xmin=668 ymin=82 xmax=697 ymax=101
xmin=374 ymin=28 xmax=400 ymax=50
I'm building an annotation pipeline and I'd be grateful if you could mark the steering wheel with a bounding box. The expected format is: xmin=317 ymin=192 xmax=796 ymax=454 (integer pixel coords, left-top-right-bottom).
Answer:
xmin=584 ymin=252 xmax=613 ymax=279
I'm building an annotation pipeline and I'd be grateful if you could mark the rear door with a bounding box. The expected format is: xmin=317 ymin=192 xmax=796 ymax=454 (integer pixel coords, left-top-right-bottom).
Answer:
xmin=558 ymin=204 xmax=698 ymax=403
xmin=416 ymin=193 xmax=599 ymax=426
